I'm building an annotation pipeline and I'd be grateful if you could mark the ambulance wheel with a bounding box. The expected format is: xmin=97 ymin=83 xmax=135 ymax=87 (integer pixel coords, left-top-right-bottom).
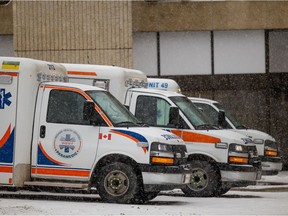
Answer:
xmin=140 ymin=191 xmax=160 ymax=203
xmin=215 ymin=184 xmax=231 ymax=196
xmin=96 ymin=162 xmax=141 ymax=204
xmin=182 ymin=160 xmax=220 ymax=197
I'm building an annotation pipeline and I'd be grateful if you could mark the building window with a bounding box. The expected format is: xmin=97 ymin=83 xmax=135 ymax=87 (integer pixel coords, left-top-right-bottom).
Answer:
xmin=160 ymin=31 xmax=211 ymax=76
xmin=214 ymin=30 xmax=265 ymax=74
xmin=269 ymin=31 xmax=288 ymax=73
xmin=133 ymin=32 xmax=158 ymax=76
xmin=0 ymin=35 xmax=14 ymax=57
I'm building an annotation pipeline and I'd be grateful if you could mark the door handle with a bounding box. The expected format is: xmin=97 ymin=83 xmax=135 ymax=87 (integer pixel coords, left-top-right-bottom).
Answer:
xmin=40 ymin=125 xmax=46 ymax=138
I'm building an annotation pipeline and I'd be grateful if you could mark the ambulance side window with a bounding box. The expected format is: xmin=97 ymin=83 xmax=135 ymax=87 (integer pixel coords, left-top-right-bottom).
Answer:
xmin=135 ymin=95 xmax=170 ymax=127
xmin=47 ymin=90 xmax=90 ymax=125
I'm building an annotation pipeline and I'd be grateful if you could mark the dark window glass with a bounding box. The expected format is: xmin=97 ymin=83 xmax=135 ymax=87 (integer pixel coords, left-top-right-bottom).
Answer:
xmin=47 ymin=90 xmax=90 ymax=125
xmin=193 ymin=103 xmax=219 ymax=126
xmin=135 ymin=95 xmax=171 ymax=127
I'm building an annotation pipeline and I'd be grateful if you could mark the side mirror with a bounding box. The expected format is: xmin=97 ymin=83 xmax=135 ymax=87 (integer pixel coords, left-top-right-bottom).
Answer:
xmin=168 ymin=107 xmax=180 ymax=128
xmin=218 ymin=110 xmax=226 ymax=128
xmin=83 ymin=101 xmax=96 ymax=121
xmin=83 ymin=100 xmax=107 ymax=126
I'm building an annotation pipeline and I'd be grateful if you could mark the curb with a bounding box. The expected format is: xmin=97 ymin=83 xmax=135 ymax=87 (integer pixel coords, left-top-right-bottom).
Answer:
xmin=231 ymin=182 xmax=288 ymax=192
xmin=231 ymin=186 xmax=288 ymax=192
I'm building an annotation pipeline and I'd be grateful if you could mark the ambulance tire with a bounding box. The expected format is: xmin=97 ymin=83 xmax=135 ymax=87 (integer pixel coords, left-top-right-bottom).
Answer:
xmin=182 ymin=160 xmax=220 ymax=197
xmin=96 ymin=162 xmax=141 ymax=204
xmin=215 ymin=184 xmax=231 ymax=196
xmin=139 ymin=191 xmax=160 ymax=203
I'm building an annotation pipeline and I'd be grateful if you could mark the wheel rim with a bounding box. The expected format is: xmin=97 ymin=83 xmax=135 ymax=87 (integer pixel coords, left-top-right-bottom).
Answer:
xmin=188 ymin=168 xmax=208 ymax=191
xmin=104 ymin=170 xmax=129 ymax=196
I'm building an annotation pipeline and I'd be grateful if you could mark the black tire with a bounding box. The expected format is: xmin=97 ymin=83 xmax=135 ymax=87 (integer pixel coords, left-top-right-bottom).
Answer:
xmin=215 ymin=184 xmax=231 ymax=196
xmin=95 ymin=162 xmax=141 ymax=204
xmin=182 ymin=160 xmax=220 ymax=197
xmin=140 ymin=191 xmax=160 ymax=203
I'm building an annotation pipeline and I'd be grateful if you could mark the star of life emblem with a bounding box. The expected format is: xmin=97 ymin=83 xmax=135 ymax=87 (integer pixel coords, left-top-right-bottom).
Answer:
xmin=0 ymin=88 xmax=12 ymax=109
xmin=54 ymin=129 xmax=82 ymax=158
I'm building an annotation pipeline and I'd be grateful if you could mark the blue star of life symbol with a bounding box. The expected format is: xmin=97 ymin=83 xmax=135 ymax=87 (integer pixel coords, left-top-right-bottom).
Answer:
xmin=59 ymin=134 xmax=76 ymax=153
xmin=0 ymin=88 xmax=12 ymax=109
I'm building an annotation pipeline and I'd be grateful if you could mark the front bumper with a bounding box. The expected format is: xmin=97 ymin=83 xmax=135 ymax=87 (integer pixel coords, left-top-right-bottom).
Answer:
xmin=218 ymin=163 xmax=262 ymax=187
xmin=139 ymin=164 xmax=192 ymax=192
xmin=260 ymin=156 xmax=283 ymax=175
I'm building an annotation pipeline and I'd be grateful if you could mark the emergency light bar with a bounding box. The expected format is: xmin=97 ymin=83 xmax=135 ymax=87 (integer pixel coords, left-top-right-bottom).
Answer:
xmin=125 ymin=78 xmax=148 ymax=88
xmin=37 ymin=73 xmax=68 ymax=82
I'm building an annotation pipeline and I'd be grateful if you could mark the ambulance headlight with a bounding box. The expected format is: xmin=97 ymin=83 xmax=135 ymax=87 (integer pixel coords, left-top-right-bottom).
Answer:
xmin=228 ymin=144 xmax=249 ymax=164
xmin=229 ymin=143 xmax=248 ymax=153
xmin=150 ymin=142 xmax=174 ymax=165
xmin=151 ymin=142 xmax=173 ymax=152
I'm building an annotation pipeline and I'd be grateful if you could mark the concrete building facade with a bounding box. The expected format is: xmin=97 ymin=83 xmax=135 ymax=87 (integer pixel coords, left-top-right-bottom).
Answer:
xmin=0 ymin=0 xmax=288 ymax=169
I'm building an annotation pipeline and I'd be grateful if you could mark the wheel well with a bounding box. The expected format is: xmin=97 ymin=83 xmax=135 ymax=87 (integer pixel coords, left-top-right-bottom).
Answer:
xmin=91 ymin=154 xmax=143 ymax=186
xmin=188 ymin=154 xmax=221 ymax=176
xmin=187 ymin=154 xmax=216 ymax=163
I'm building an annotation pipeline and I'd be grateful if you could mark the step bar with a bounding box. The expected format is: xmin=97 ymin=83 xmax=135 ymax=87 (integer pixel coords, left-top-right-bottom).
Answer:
xmin=24 ymin=181 xmax=89 ymax=189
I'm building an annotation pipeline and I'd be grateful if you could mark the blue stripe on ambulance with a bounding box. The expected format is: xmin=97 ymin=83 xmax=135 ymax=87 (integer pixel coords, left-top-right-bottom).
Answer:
xmin=0 ymin=128 xmax=14 ymax=163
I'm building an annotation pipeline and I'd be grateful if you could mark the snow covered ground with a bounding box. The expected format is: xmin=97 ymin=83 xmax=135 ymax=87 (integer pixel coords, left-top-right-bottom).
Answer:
xmin=0 ymin=171 xmax=288 ymax=215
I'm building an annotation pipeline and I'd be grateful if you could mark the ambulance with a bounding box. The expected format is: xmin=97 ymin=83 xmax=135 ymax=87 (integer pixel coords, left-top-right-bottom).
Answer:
xmin=190 ymin=97 xmax=283 ymax=175
xmin=0 ymin=57 xmax=192 ymax=204
xmin=65 ymin=63 xmax=261 ymax=197
xmin=147 ymin=78 xmax=282 ymax=175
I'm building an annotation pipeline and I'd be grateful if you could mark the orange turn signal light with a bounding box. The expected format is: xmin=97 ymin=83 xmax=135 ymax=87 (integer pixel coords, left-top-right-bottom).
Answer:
xmin=229 ymin=156 xmax=248 ymax=164
xmin=265 ymin=150 xmax=277 ymax=157
xmin=151 ymin=157 xmax=174 ymax=165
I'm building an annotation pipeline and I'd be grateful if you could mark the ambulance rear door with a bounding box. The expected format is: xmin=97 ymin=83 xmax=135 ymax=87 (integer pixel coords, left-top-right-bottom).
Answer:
xmin=0 ymin=68 xmax=19 ymax=185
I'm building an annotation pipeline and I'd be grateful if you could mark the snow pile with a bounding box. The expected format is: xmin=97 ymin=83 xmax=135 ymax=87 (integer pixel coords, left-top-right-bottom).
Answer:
xmin=259 ymin=171 xmax=288 ymax=184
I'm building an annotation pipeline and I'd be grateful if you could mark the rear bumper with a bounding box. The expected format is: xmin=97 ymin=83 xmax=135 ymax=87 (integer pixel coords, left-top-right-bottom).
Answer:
xmin=140 ymin=164 xmax=192 ymax=191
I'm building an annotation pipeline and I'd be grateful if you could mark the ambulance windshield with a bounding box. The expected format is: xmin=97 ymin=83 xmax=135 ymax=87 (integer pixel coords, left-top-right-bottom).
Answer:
xmin=170 ymin=96 xmax=215 ymax=130
xmin=86 ymin=90 xmax=141 ymax=127
xmin=213 ymin=103 xmax=247 ymax=129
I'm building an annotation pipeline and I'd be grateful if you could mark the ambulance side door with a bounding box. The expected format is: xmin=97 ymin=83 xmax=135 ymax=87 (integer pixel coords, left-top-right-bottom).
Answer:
xmin=31 ymin=86 xmax=100 ymax=181
xmin=129 ymin=92 xmax=189 ymax=139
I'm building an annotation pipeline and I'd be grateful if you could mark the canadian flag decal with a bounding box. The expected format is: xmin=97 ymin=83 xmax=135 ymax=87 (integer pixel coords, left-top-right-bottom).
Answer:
xmin=99 ymin=133 xmax=112 ymax=140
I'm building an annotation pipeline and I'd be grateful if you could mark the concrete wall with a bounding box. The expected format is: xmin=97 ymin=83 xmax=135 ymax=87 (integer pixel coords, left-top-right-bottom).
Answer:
xmin=12 ymin=1 xmax=132 ymax=67
xmin=0 ymin=2 xmax=13 ymax=35
xmin=132 ymin=1 xmax=288 ymax=32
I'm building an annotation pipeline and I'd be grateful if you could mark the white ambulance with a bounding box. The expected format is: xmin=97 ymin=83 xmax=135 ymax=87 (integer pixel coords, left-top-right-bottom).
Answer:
xmin=190 ymin=97 xmax=283 ymax=175
xmin=148 ymin=78 xmax=283 ymax=175
xmin=65 ymin=63 xmax=261 ymax=197
xmin=0 ymin=57 xmax=192 ymax=204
